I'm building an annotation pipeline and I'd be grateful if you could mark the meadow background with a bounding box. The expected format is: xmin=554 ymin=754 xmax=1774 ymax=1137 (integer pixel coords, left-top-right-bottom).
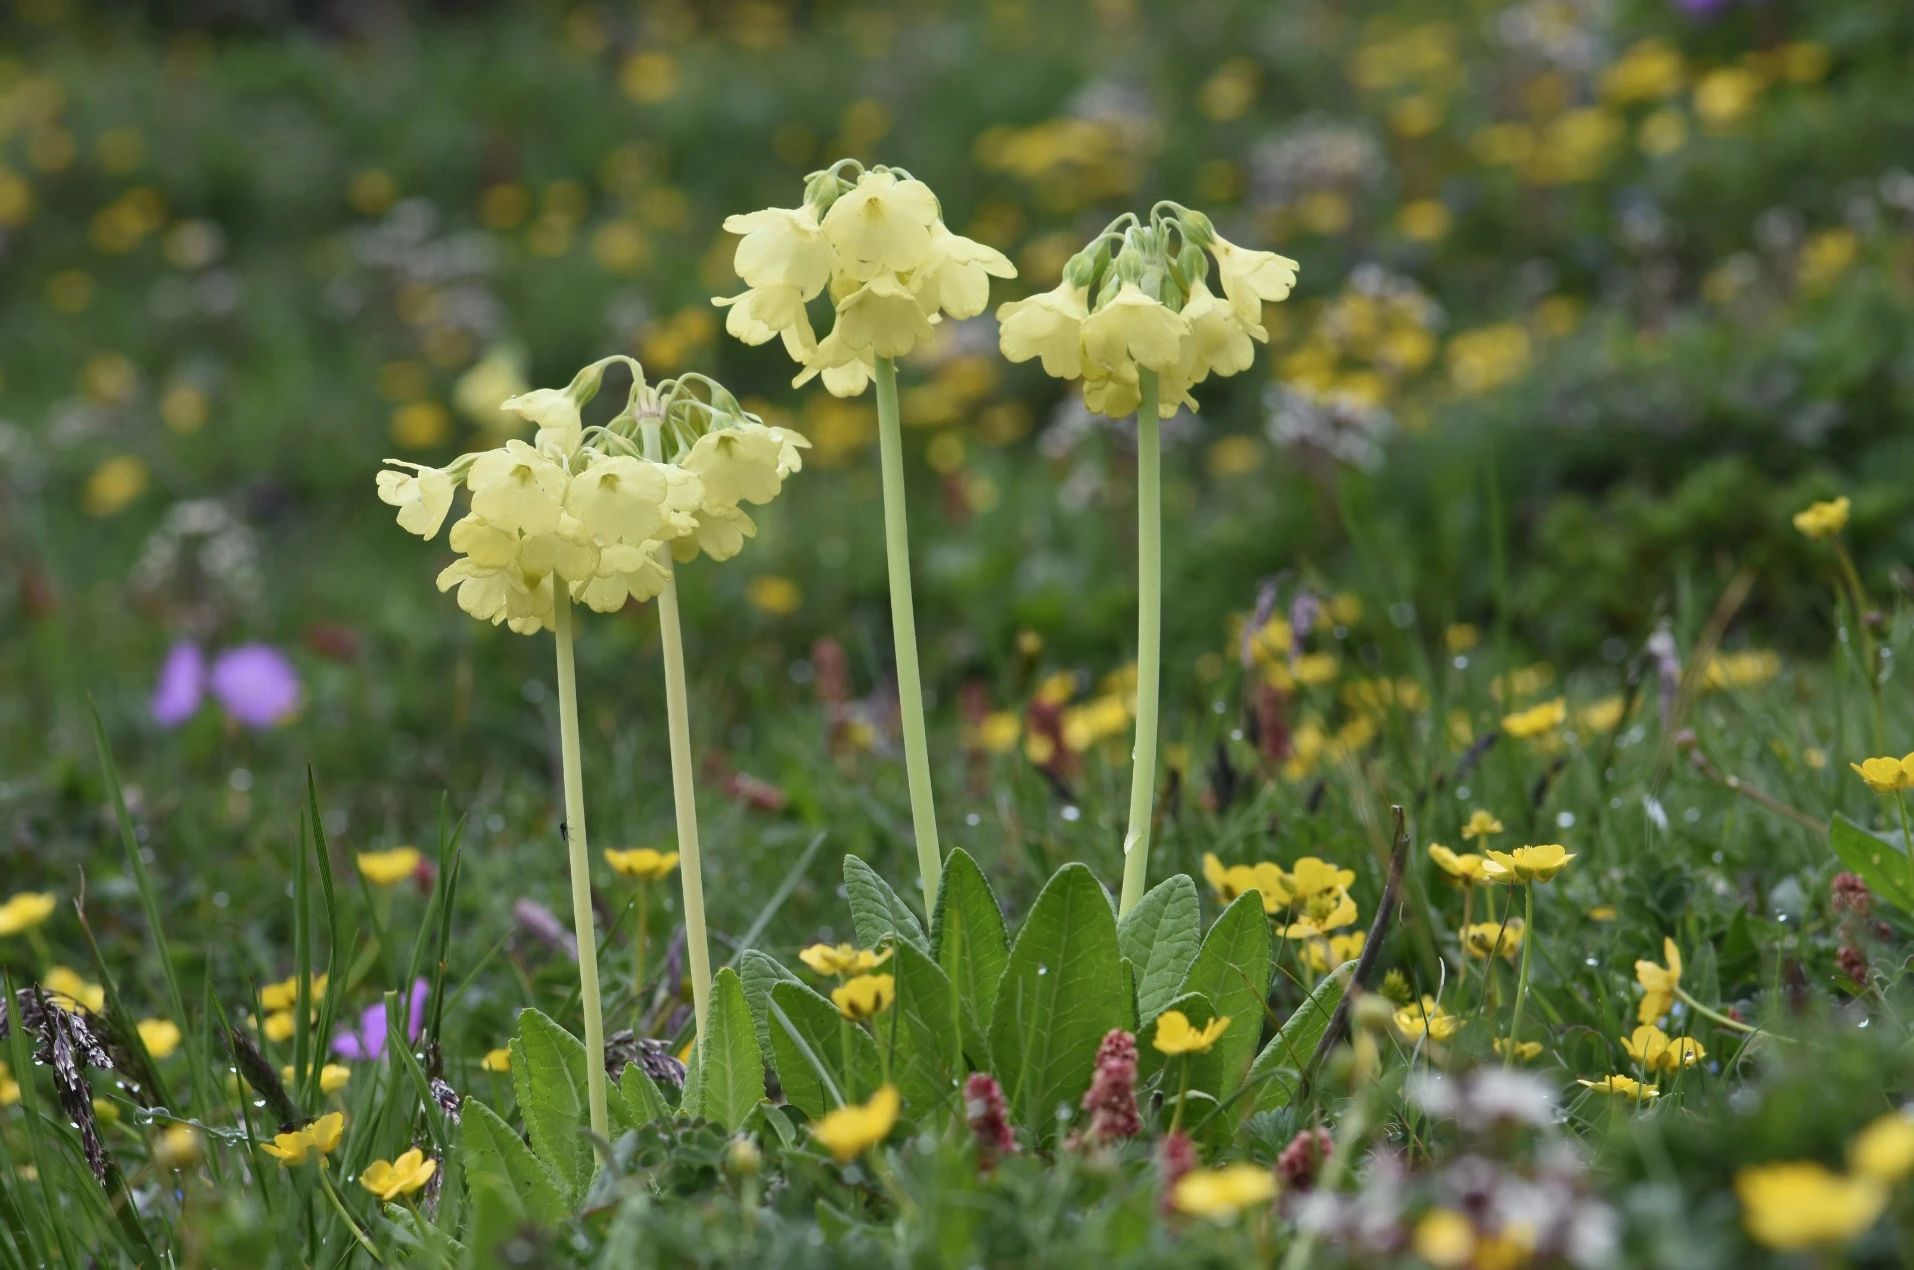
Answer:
xmin=5 ymin=0 xmax=1914 ymax=1264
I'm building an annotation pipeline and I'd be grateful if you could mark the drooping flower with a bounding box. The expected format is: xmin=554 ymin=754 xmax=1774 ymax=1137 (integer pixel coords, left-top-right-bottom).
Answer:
xmin=1152 ymin=1010 xmax=1231 ymax=1056
xmin=1482 ymin=844 xmax=1575 ymax=884
xmin=1080 ymin=282 xmax=1192 ymax=378
xmin=831 ymin=972 xmax=895 ymax=1021
xmin=1171 ymin=1162 xmax=1279 ymax=1219
xmin=1792 ymin=496 xmax=1850 ymax=540
xmin=375 ymin=463 xmax=456 ymax=539
xmin=359 ymin=1147 xmax=438 ymax=1200
xmin=811 ymin=1084 xmax=900 ymax=1163
xmin=356 ymin=847 xmax=422 ymax=888
xmin=1635 ymin=937 xmax=1682 ymax=1024
xmin=997 ymin=281 xmax=1091 ymax=378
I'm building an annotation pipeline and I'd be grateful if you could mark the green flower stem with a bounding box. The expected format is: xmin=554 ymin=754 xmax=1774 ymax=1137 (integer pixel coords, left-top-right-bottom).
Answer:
xmin=874 ymin=355 xmax=943 ymax=910
xmin=1504 ymin=882 xmax=1534 ymax=1067
xmin=551 ymin=595 xmax=611 ymax=1148
xmin=654 ymin=549 xmax=714 ymax=1043
xmin=1117 ymin=369 xmax=1163 ymax=918
xmin=1895 ymin=792 xmax=1914 ymax=900
xmin=632 ymin=882 xmax=650 ymax=1029
xmin=1832 ymin=540 xmax=1886 ymax=751
xmin=1675 ymin=987 xmax=1766 ymax=1037
xmin=317 ymin=1169 xmax=383 ymax=1265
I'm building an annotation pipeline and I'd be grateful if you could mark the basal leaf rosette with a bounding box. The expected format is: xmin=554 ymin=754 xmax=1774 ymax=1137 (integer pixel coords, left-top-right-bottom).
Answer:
xmin=997 ymin=204 xmax=1297 ymax=418
xmin=375 ymin=356 xmax=809 ymax=633
xmin=714 ymin=159 xmax=1017 ymax=396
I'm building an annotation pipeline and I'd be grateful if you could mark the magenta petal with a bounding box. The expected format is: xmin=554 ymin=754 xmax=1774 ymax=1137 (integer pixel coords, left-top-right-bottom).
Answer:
xmin=209 ymin=644 xmax=302 ymax=729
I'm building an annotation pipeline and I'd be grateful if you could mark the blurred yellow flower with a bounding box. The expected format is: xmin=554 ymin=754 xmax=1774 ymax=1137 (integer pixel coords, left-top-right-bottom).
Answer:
xmin=360 ymin=1147 xmax=437 ymax=1200
xmin=1202 ymin=853 xmax=1292 ymax=914
xmin=1152 ymin=1010 xmax=1230 ymax=1056
xmin=0 ymin=891 xmax=56 ymax=937
xmin=1172 ymin=1162 xmax=1277 ymax=1218
xmin=1635 ymin=938 xmax=1682 ymax=1024
xmin=138 ymin=1019 xmax=182 ymax=1060
xmin=1494 ymin=1037 xmax=1542 ymax=1062
xmin=0 ymin=1062 xmax=16 ymax=1108
xmin=44 ymin=966 xmax=103 ymax=1013
xmin=1602 ymin=39 xmax=1685 ymax=103
xmin=1694 ymin=67 xmax=1762 ymax=128
xmin=280 ymin=1063 xmax=352 ymax=1094
xmin=153 ymin=1123 xmax=202 ymax=1170
xmin=1303 ymin=931 xmax=1365 ymax=974
xmin=799 ymin=943 xmax=891 ymax=977
xmin=1850 ymin=1112 xmax=1914 ymax=1184
xmin=1460 ymin=810 xmax=1503 ymax=840
xmin=604 ymin=847 xmax=680 ymax=882
xmin=356 ymin=847 xmax=421 ymax=887
xmin=1461 ymin=919 xmax=1523 ymax=961
xmin=745 ymin=575 xmax=802 ymax=616
xmin=1500 ymin=698 xmax=1566 ymax=740
xmin=1428 ymin=845 xmax=1490 ymax=887
xmin=812 ymin=1084 xmax=899 ymax=1162
xmin=481 ymin=1048 xmax=511 ymax=1073
xmin=1482 ymin=844 xmax=1574 ymax=884
xmin=261 ymin=974 xmax=326 ymax=1013
xmin=1792 ymin=496 xmax=1850 ymax=539
xmin=1736 ymin=1162 xmax=1885 ymax=1251
xmin=1282 ymin=887 xmax=1359 ymax=940
xmin=83 ymin=455 xmax=149 ymax=517
xmin=831 ymin=972 xmax=895 ymax=1020
xmin=1620 ymin=1025 xmax=1704 ymax=1073
xmin=1394 ymin=995 xmax=1461 ymax=1042
xmin=1578 ymin=1074 xmax=1658 ymax=1101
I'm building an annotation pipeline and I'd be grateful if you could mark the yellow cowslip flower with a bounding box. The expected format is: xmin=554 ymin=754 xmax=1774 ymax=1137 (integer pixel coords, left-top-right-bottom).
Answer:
xmin=281 ymin=1063 xmax=352 ymax=1095
xmin=261 ymin=974 xmax=327 ymax=1013
xmin=374 ymin=464 xmax=455 ymax=540
xmin=1577 ymin=1074 xmax=1658 ymax=1102
xmin=1635 ymin=938 xmax=1682 ymax=1024
xmin=1850 ymin=1112 xmax=1914 ymax=1184
xmin=1500 ymin=698 xmax=1566 ymax=740
xmin=359 ymin=1147 xmax=437 ymax=1201
xmin=138 ymin=1019 xmax=182 ymax=1060
xmin=1282 ymin=887 xmax=1359 ymax=940
xmin=259 ymin=1111 xmax=345 ymax=1166
xmin=0 ymin=891 xmax=56 ymax=938
xmin=355 ymin=847 xmax=421 ymax=887
xmin=1428 ymin=845 xmax=1490 ymax=887
xmin=1482 ymin=844 xmax=1575 ymax=885
xmin=1393 ymin=996 xmax=1461 ymax=1042
xmin=1201 ymin=853 xmax=1292 ymax=914
xmin=1202 ymin=227 xmax=1300 ymax=324
xmin=1791 ymin=496 xmax=1849 ymax=540
xmin=1494 ymin=1037 xmax=1542 ymax=1062
xmin=1303 ymin=932 xmax=1366 ymax=974
xmin=1460 ymin=810 xmax=1504 ymax=841
xmin=44 ymin=966 xmax=104 ymax=1014
xmin=909 ymin=220 xmax=1018 ymax=320
xmin=1152 ymin=1010 xmax=1231 ymax=1056
xmin=997 ymin=280 xmax=1090 ymax=379
xmin=821 ymin=169 xmax=939 ymax=280
xmin=480 ymin=1048 xmax=511 ymax=1073
xmin=831 ymin=973 xmax=895 ymax=1021
xmin=1736 ymin=1162 xmax=1886 ymax=1251
xmin=1287 ymin=857 xmax=1356 ymax=898
xmin=723 ymin=204 xmax=832 ymax=297
xmin=1461 ymin=919 xmax=1523 ymax=961
xmin=799 ymin=944 xmax=892 ymax=978
xmin=1171 ymin=1162 xmax=1278 ymax=1219
xmin=153 ymin=1123 xmax=202 ymax=1170
xmin=603 ymin=847 xmax=680 ymax=882
xmin=1850 ymin=754 xmax=1914 ymax=795
xmin=1080 ymin=282 xmax=1191 ymax=379
xmin=1620 ymin=1025 xmax=1704 ymax=1074
xmin=811 ymin=1084 xmax=899 ymax=1163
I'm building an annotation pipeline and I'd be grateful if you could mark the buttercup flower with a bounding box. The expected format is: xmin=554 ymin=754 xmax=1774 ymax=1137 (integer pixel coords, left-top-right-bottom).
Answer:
xmin=604 ymin=847 xmax=680 ymax=882
xmin=1462 ymin=919 xmax=1524 ymax=961
xmin=1303 ymin=931 xmax=1366 ymax=974
xmin=1737 ymin=1162 xmax=1885 ymax=1251
xmin=1500 ymin=698 xmax=1567 ymax=740
xmin=1792 ymin=496 xmax=1850 ymax=539
xmin=138 ymin=1018 xmax=182 ymax=1060
xmin=1850 ymin=1111 xmax=1914 ymax=1184
xmin=1482 ymin=844 xmax=1575 ymax=884
xmin=1577 ymin=1074 xmax=1658 ymax=1101
xmin=261 ymin=974 xmax=327 ymax=1013
xmin=1282 ymin=886 xmax=1359 ymax=940
xmin=1620 ymin=1025 xmax=1704 ymax=1073
xmin=44 ymin=966 xmax=104 ymax=1013
xmin=1495 ymin=1038 xmax=1543 ymax=1062
xmin=1394 ymin=996 xmax=1462 ymax=1042
xmin=1171 ymin=1162 xmax=1279 ymax=1219
xmin=1428 ymin=845 xmax=1490 ymax=886
xmin=0 ymin=891 xmax=55 ymax=938
xmin=359 ymin=1147 xmax=437 ymax=1200
xmin=812 ymin=1084 xmax=900 ymax=1163
xmin=259 ymin=1111 xmax=345 ymax=1166
xmin=1635 ymin=937 xmax=1682 ymax=1024
xmin=1201 ymin=853 xmax=1292 ymax=913
xmin=480 ymin=1048 xmax=511 ymax=1073
xmin=355 ymin=847 xmax=421 ymax=887
xmin=800 ymin=943 xmax=892 ymax=977
xmin=832 ymin=972 xmax=896 ymax=1020
xmin=281 ymin=1063 xmax=352 ymax=1094
xmin=1460 ymin=810 xmax=1504 ymax=840
xmin=1152 ymin=1010 xmax=1231 ymax=1056
xmin=1850 ymin=753 xmax=1914 ymax=794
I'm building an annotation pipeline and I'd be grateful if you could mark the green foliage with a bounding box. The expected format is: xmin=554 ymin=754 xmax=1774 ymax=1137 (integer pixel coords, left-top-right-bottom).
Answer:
xmin=509 ymin=1008 xmax=598 ymax=1199
xmin=1243 ymin=965 xmax=1353 ymax=1115
xmin=1165 ymin=892 xmax=1270 ymax=1104
xmin=929 ymin=847 xmax=1010 ymax=1063
xmin=1829 ymin=813 xmax=1914 ymax=910
xmin=843 ymin=854 xmax=929 ymax=953
xmin=687 ymin=968 xmax=764 ymax=1133
xmin=458 ymin=1099 xmax=571 ymax=1226
xmin=764 ymin=980 xmax=877 ymax=1120
xmin=1116 ymin=873 xmax=1203 ymax=1023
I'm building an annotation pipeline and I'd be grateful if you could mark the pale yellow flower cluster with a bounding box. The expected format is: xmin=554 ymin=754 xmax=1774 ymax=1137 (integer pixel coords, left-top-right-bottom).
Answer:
xmin=376 ymin=358 xmax=808 ymax=634
xmin=997 ymin=205 xmax=1296 ymax=418
xmin=715 ymin=162 xmax=1016 ymax=396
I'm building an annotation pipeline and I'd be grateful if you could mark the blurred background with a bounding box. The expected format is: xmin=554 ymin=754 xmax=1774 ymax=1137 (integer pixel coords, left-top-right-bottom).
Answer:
xmin=3 ymin=0 xmax=1912 ymax=934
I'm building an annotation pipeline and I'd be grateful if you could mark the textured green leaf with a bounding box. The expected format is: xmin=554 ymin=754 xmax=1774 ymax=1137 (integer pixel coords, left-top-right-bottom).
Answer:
xmin=1172 ymin=892 xmax=1272 ymax=1102
xmin=844 ymin=854 xmax=929 ymax=952
xmin=692 ymin=968 xmax=764 ymax=1132
xmin=458 ymin=1098 xmax=571 ymax=1226
xmin=1830 ymin=814 xmax=1914 ymax=910
xmin=767 ymin=980 xmax=878 ymax=1119
xmin=1243 ymin=962 xmax=1353 ymax=1113
xmin=879 ymin=940 xmax=960 ymax=1117
xmin=738 ymin=949 xmax=803 ymax=1067
xmin=930 ymin=847 xmax=1009 ymax=1061
xmin=988 ymin=863 xmax=1127 ymax=1144
xmin=1117 ymin=874 xmax=1202 ymax=1022
xmin=619 ymin=1062 xmax=668 ymax=1126
xmin=509 ymin=1008 xmax=593 ymax=1199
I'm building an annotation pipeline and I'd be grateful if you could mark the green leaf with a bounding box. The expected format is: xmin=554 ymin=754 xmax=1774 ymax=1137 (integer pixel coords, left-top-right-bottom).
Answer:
xmin=844 ymin=854 xmax=929 ymax=952
xmin=1241 ymin=962 xmax=1353 ymax=1114
xmin=879 ymin=940 xmax=960 ymax=1117
xmin=458 ymin=1098 xmax=571 ymax=1226
xmin=1117 ymin=874 xmax=1202 ymax=1022
xmin=930 ymin=848 xmax=1010 ymax=1062
xmin=1171 ymin=892 xmax=1272 ymax=1103
xmin=1830 ymin=814 xmax=1914 ymax=910
xmin=619 ymin=1063 xmax=669 ymax=1127
xmin=766 ymin=980 xmax=877 ymax=1119
xmin=692 ymin=968 xmax=764 ymax=1132
xmin=738 ymin=949 xmax=803 ymax=1068
xmin=509 ymin=1008 xmax=594 ymax=1199
xmin=988 ymin=863 xmax=1128 ymax=1144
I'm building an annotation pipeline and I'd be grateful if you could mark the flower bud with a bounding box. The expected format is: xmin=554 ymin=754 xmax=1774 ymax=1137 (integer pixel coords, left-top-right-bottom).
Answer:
xmin=725 ymin=1135 xmax=762 ymax=1178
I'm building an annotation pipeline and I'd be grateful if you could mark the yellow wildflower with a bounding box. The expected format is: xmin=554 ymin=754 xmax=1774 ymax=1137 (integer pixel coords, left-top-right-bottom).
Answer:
xmin=1461 ymin=919 xmax=1524 ymax=961
xmin=997 ymin=280 xmax=1091 ymax=379
xmin=261 ymin=974 xmax=327 ymax=1013
xmin=44 ymin=966 xmax=104 ymax=1014
xmin=1850 ymin=1112 xmax=1914 ymax=1184
xmin=138 ymin=1019 xmax=182 ymax=1060
xmin=799 ymin=944 xmax=892 ymax=977
xmin=1201 ymin=853 xmax=1292 ymax=914
xmin=0 ymin=1061 xmax=18 ymax=1107
xmin=1577 ymin=1074 xmax=1658 ymax=1102
xmin=1736 ymin=1162 xmax=1885 ymax=1251
xmin=1152 ymin=1010 xmax=1231 ymax=1056
xmin=1635 ymin=938 xmax=1682 ymax=1024
xmin=1494 ymin=1038 xmax=1543 ymax=1062
xmin=1500 ymin=698 xmax=1566 ymax=740
xmin=1287 ymin=857 xmax=1356 ymax=897
xmin=0 ymin=892 xmax=56 ymax=937
xmin=153 ymin=1123 xmax=202 ymax=1170
xmin=262 ymin=1011 xmax=297 ymax=1043
xmin=359 ymin=1147 xmax=437 ymax=1200
xmin=1460 ymin=810 xmax=1503 ymax=840
xmin=1850 ymin=754 xmax=1914 ymax=795
xmin=481 ymin=1048 xmax=512 ymax=1073
xmin=281 ymin=1064 xmax=352 ymax=1094
xmin=1428 ymin=844 xmax=1490 ymax=887
xmin=1620 ymin=1025 xmax=1704 ymax=1073
xmin=260 ymin=1111 xmax=345 ymax=1166
xmin=604 ymin=847 xmax=681 ymax=882
xmin=1282 ymin=887 xmax=1359 ymax=940
xmin=831 ymin=973 xmax=895 ymax=1020
xmin=811 ymin=1084 xmax=899 ymax=1163
xmin=1792 ymin=496 xmax=1849 ymax=540
xmin=1394 ymin=996 xmax=1461 ymax=1042
xmin=1172 ymin=1162 xmax=1278 ymax=1218
xmin=1303 ymin=932 xmax=1366 ymax=974
xmin=355 ymin=847 xmax=421 ymax=887
xmin=1482 ymin=844 xmax=1575 ymax=884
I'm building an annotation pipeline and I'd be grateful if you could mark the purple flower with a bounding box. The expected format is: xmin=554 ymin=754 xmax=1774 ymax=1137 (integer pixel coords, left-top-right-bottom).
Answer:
xmin=151 ymin=641 xmax=206 ymax=727
xmin=209 ymin=644 xmax=301 ymax=728
xmin=332 ymin=979 xmax=429 ymax=1061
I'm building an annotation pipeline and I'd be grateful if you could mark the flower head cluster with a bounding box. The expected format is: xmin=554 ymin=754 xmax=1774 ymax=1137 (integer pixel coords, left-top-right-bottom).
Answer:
xmin=377 ymin=356 xmax=808 ymax=634
xmin=998 ymin=204 xmax=1296 ymax=418
xmin=1200 ymin=851 xmax=1359 ymax=938
xmin=1076 ymin=1029 xmax=1142 ymax=1146
xmin=715 ymin=161 xmax=1015 ymax=396
xmin=965 ymin=1072 xmax=1017 ymax=1170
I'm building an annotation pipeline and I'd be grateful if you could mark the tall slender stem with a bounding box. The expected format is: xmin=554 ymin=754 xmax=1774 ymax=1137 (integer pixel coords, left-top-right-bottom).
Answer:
xmin=874 ymin=356 xmax=942 ymax=909
xmin=1896 ymin=792 xmax=1914 ymax=901
xmin=655 ymin=547 xmax=713 ymax=1042
xmin=1504 ymin=883 xmax=1534 ymax=1066
xmin=551 ymin=595 xmax=611 ymax=1147
xmin=1118 ymin=370 xmax=1163 ymax=917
